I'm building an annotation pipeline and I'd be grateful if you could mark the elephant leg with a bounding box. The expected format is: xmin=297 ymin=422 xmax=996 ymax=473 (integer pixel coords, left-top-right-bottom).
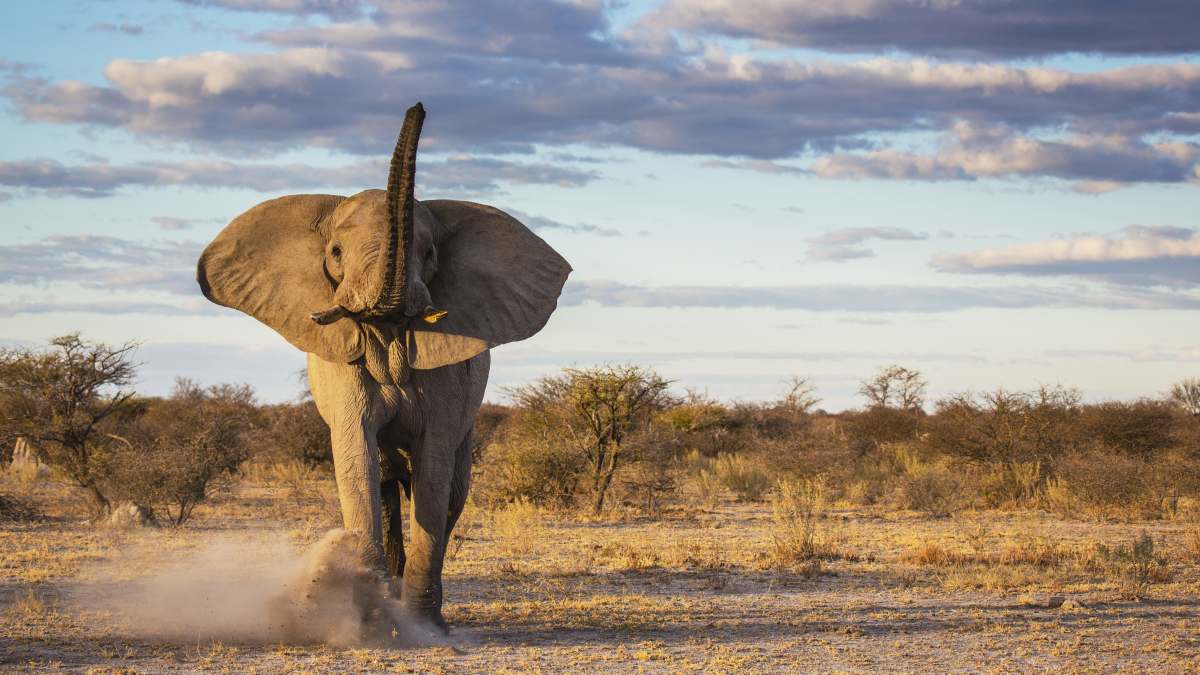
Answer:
xmin=381 ymin=479 xmax=406 ymax=580
xmin=399 ymin=353 xmax=489 ymax=630
xmin=307 ymin=354 xmax=390 ymax=571
xmin=445 ymin=428 xmax=473 ymax=540
xmin=402 ymin=442 xmax=453 ymax=629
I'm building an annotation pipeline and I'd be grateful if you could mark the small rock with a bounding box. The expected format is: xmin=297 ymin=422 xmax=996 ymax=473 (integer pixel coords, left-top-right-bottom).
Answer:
xmin=108 ymin=502 xmax=154 ymax=528
xmin=1045 ymin=596 xmax=1066 ymax=608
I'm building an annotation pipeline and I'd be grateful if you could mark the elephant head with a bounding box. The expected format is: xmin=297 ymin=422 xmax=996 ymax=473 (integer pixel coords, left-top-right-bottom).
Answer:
xmin=196 ymin=103 xmax=572 ymax=373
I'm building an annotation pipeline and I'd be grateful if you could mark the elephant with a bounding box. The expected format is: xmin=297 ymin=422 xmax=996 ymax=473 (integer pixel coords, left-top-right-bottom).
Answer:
xmin=195 ymin=103 xmax=571 ymax=629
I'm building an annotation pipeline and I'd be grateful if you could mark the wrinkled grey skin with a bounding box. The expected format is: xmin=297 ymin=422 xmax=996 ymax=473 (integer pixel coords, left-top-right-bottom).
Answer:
xmin=197 ymin=106 xmax=570 ymax=630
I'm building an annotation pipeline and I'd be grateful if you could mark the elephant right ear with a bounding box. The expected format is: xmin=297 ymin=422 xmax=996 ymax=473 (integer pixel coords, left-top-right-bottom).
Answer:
xmin=197 ymin=194 xmax=365 ymax=363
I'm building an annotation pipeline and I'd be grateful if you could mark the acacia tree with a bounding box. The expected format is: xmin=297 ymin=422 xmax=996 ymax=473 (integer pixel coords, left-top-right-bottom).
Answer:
xmin=0 ymin=333 xmax=138 ymax=512
xmin=859 ymin=365 xmax=927 ymax=411
xmin=852 ymin=365 xmax=929 ymax=448
xmin=509 ymin=365 xmax=673 ymax=514
xmin=1171 ymin=378 xmax=1200 ymax=417
xmin=782 ymin=376 xmax=821 ymax=415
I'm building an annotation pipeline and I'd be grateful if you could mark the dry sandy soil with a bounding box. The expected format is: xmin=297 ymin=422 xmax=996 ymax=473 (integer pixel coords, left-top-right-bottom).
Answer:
xmin=3 ymin=471 xmax=1200 ymax=673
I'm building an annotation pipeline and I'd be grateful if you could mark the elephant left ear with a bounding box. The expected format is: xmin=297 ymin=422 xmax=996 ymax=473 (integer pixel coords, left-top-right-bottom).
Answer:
xmin=406 ymin=199 xmax=572 ymax=369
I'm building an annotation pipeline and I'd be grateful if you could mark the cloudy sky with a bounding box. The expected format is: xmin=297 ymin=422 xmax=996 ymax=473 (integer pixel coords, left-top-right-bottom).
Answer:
xmin=1 ymin=0 xmax=1199 ymax=409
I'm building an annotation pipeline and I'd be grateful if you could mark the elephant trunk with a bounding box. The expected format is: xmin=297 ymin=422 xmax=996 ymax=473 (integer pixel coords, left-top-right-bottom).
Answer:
xmin=311 ymin=102 xmax=424 ymax=326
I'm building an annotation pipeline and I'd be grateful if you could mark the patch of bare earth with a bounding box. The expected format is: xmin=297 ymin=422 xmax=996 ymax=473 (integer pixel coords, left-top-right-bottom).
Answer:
xmin=3 ymin=478 xmax=1200 ymax=672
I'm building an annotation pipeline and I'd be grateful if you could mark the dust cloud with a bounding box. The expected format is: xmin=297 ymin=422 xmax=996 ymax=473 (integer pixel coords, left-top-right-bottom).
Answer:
xmin=71 ymin=529 xmax=444 ymax=647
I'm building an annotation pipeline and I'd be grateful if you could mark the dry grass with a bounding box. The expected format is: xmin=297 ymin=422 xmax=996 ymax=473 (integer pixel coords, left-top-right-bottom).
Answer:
xmin=4 ymin=471 xmax=1200 ymax=671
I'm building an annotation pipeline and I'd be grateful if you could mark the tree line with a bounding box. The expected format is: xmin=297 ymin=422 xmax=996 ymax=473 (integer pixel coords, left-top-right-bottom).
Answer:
xmin=4 ymin=333 xmax=1200 ymax=524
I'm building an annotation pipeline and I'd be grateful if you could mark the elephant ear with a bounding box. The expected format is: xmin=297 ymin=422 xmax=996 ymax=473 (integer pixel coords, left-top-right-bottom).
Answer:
xmin=408 ymin=200 xmax=571 ymax=370
xmin=197 ymin=194 xmax=365 ymax=363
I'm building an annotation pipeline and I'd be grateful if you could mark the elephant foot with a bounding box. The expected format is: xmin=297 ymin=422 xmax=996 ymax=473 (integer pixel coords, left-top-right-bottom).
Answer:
xmin=399 ymin=603 xmax=450 ymax=636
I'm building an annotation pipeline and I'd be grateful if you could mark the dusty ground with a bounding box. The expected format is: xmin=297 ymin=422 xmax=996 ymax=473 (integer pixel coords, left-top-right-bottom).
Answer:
xmin=3 ymin=471 xmax=1200 ymax=673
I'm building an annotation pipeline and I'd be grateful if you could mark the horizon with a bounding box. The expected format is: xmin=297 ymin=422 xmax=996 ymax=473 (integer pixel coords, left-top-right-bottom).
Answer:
xmin=2 ymin=1 xmax=1199 ymax=410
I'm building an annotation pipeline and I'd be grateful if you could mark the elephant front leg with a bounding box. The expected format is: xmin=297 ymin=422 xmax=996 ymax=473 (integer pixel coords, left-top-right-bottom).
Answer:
xmin=330 ymin=421 xmax=386 ymax=571
xmin=309 ymin=354 xmax=397 ymax=574
xmin=401 ymin=447 xmax=453 ymax=630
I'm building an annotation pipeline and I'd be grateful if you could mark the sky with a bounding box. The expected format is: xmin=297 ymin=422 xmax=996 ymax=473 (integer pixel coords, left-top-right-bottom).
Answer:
xmin=1 ymin=0 xmax=1199 ymax=410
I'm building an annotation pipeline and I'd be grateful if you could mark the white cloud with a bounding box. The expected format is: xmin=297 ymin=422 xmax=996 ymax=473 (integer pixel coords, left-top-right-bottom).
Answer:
xmin=932 ymin=226 xmax=1200 ymax=286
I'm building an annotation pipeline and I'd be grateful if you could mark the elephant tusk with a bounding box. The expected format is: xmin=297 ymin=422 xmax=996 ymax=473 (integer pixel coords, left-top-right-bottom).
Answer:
xmin=311 ymin=305 xmax=352 ymax=325
xmin=422 ymin=307 xmax=448 ymax=324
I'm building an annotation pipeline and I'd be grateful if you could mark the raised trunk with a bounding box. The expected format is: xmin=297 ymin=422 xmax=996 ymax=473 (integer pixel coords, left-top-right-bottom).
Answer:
xmin=365 ymin=102 xmax=424 ymax=318
xmin=310 ymin=102 xmax=425 ymax=325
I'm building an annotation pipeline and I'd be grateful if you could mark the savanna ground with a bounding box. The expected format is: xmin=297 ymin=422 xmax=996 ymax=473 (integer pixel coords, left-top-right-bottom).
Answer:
xmin=4 ymin=466 xmax=1200 ymax=673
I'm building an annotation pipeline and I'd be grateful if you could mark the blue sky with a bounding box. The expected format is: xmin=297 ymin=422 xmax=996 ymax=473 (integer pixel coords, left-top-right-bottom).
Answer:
xmin=1 ymin=0 xmax=1199 ymax=409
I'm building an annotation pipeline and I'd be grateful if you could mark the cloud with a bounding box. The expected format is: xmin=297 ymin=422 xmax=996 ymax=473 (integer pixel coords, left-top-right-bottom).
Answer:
xmin=508 ymin=210 xmax=620 ymax=237
xmin=419 ymin=156 xmax=599 ymax=194
xmin=643 ymin=0 xmax=1200 ymax=59
xmin=932 ymin=225 xmax=1200 ymax=287
xmin=561 ymin=279 xmax=1200 ymax=312
xmin=807 ymin=246 xmax=874 ymax=262
xmin=812 ymin=122 xmax=1200 ymax=190
xmin=89 ymin=22 xmax=144 ymax=36
xmin=176 ymin=0 xmax=365 ymax=19
xmin=255 ymin=0 xmax=628 ymax=66
xmin=805 ymin=226 xmax=928 ymax=262
xmin=809 ymin=227 xmax=928 ymax=246
xmin=152 ymin=216 xmax=213 ymax=231
xmin=6 ymin=5 xmax=1200 ymax=182
xmin=701 ymin=159 xmax=807 ymax=175
xmin=0 ymin=155 xmax=598 ymax=198
xmin=0 ymin=299 xmax=219 ymax=318
xmin=0 ymin=235 xmax=201 ymax=296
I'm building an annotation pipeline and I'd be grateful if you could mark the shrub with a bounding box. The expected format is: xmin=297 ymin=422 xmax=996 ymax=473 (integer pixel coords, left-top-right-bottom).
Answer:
xmin=895 ymin=459 xmax=968 ymax=517
xmin=1078 ymin=400 xmax=1177 ymax=458
xmin=711 ymin=453 xmax=771 ymax=502
xmin=471 ymin=403 xmax=512 ymax=464
xmin=1089 ymin=532 xmax=1172 ymax=589
xmin=255 ymin=401 xmax=332 ymax=467
xmin=490 ymin=498 xmax=544 ymax=559
xmin=845 ymin=406 xmax=922 ymax=449
xmin=975 ymin=461 xmax=1044 ymax=509
xmin=682 ymin=450 xmax=723 ymax=506
xmin=506 ymin=365 xmax=674 ymax=514
xmin=1044 ymin=449 xmax=1158 ymax=521
xmin=107 ymin=380 xmax=259 ymax=525
xmin=612 ymin=426 xmax=679 ymax=514
xmin=0 ymin=492 xmax=38 ymax=522
xmin=926 ymin=386 xmax=1082 ymax=465
xmin=769 ymin=477 xmax=832 ymax=567
xmin=478 ymin=421 xmax=583 ymax=508
xmin=660 ymin=393 xmax=749 ymax=455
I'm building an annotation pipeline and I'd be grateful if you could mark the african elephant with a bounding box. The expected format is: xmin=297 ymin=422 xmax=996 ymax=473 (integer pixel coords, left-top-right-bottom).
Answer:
xmin=195 ymin=103 xmax=571 ymax=629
